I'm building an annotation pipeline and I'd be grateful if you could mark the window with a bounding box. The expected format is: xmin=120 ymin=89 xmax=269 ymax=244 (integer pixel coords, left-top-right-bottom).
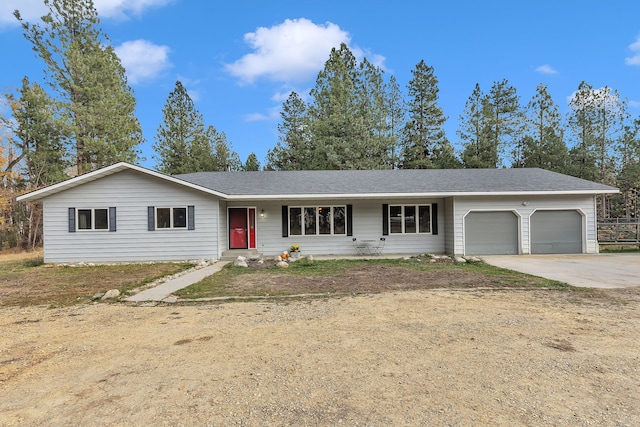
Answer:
xmin=156 ymin=207 xmax=187 ymax=229
xmin=68 ymin=207 xmax=115 ymax=232
xmin=148 ymin=206 xmax=194 ymax=231
xmin=389 ymin=205 xmax=431 ymax=234
xmin=289 ymin=206 xmax=346 ymax=236
xmin=77 ymin=208 xmax=109 ymax=230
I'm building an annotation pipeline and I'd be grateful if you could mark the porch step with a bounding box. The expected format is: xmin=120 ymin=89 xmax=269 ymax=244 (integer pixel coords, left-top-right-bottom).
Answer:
xmin=219 ymin=249 xmax=263 ymax=262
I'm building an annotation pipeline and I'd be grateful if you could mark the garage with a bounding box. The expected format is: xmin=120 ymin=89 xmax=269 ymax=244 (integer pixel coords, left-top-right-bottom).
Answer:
xmin=464 ymin=211 xmax=519 ymax=255
xmin=530 ymin=210 xmax=583 ymax=254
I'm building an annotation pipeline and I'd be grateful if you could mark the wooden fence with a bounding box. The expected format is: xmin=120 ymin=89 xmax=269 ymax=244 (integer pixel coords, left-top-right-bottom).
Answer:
xmin=597 ymin=218 xmax=640 ymax=246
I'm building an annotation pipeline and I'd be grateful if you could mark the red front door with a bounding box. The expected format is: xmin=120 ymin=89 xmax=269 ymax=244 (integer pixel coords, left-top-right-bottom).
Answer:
xmin=229 ymin=208 xmax=248 ymax=249
xmin=248 ymin=208 xmax=256 ymax=249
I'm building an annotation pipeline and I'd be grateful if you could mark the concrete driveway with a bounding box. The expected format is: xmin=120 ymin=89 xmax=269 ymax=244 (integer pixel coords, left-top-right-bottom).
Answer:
xmin=481 ymin=253 xmax=640 ymax=289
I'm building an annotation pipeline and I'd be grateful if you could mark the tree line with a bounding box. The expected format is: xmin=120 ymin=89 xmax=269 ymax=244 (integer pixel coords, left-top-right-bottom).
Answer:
xmin=1 ymin=0 xmax=639 ymax=250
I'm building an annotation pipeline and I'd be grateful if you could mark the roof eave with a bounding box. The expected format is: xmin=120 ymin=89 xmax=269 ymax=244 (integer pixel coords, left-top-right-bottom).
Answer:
xmin=16 ymin=162 xmax=229 ymax=202
xmin=225 ymin=189 xmax=619 ymax=200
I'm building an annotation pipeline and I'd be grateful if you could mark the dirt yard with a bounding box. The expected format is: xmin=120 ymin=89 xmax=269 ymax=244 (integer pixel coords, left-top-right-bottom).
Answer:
xmin=1 ymin=284 xmax=639 ymax=425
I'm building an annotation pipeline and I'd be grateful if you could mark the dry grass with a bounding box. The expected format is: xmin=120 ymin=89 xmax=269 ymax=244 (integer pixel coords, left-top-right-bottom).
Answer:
xmin=0 ymin=248 xmax=43 ymax=261
xmin=0 ymin=250 xmax=193 ymax=307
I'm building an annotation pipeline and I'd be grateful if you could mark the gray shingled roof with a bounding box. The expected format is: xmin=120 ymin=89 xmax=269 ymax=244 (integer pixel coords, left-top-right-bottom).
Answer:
xmin=174 ymin=168 xmax=618 ymax=197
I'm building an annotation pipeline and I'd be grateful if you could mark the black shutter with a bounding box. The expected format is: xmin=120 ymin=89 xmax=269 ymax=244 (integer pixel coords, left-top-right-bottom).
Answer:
xmin=147 ymin=206 xmax=155 ymax=231
xmin=281 ymin=205 xmax=288 ymax=237
xmin=68 ymin=208 xmax=76 ymax=233
xmin=346 ymin=204 xmax=353 ymax=236
xmin=382 ymin=204 xmax=389 ymax=236
xmin=188 ymin=205 xmax=195 ymax=230
xmin=109 ymin=207 xmax=117 ymax=232
xmin=431 ymin=203 xmax=438 ymax=235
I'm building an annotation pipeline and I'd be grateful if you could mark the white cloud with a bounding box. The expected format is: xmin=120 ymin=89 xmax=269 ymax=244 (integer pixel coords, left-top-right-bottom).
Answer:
xmin=2 ymin=0 xmax=173 ymax=26
xmin=567 ymin=86 xmax=622 ymax=111
xmin=535 ymin=64 xmax=558 ymax=75
xmin=625 ymin=34 xmax=640 ymax=66
xmin=225 ymin=18 xmax=357 ymax=84
xmin=93 ymin=0 xmax=174 ymax=19
xmin=270 ymin=87 xmax=311 ymax=103
xmin=245 ymin=106 xmax=281 ymax=122
xmin=629 ymin=100 xmax=640 ymax=108
xmin=114 ymin=39 xmax=171 ymax=84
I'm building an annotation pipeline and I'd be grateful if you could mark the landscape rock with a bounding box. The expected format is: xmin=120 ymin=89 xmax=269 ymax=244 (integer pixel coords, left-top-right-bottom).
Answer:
xmin=101 ymin=289 xmax=120 ymax=300
xmin=454 ymin=257 xmax=467 ymax=264
xmin=234 ymin=256 xmax=248 ymax=268
xmin=276 ymin=261 xmax=289 ymax=268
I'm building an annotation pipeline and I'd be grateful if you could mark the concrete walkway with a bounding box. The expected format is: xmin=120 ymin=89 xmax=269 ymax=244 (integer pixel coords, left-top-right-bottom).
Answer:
xmin=126 ymin=261 xmax=229 ymax=303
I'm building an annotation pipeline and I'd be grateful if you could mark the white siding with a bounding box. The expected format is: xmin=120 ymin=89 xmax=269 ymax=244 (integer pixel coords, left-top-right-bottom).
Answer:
xmin=444 ymin=197 xmax=455 ymax=254
xmin=217 ymin=201 xmax=228 ymax=258
xmin=452 ymin=194 xmax=598 ymax=256
xmin=230 ymin=198 xmax=446 ymax=256
xmin=42 ymin=170 xmax=220 ymax=263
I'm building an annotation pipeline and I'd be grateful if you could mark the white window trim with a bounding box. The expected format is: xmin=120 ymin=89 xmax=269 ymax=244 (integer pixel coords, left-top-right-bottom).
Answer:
xmin=155 ymin=206 xmax=188 ymax=230
xmin=289 ymin=205 xmax=347 ymax=236
xmin=389 ymin=204 xmax=432 ymax=234
xmin=77 ymin=208 xmax=109 ymax=231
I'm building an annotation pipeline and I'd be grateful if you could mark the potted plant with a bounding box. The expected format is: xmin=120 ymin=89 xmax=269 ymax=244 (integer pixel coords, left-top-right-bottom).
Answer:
xmin=289 ymin=244 xmax=300 ymax=258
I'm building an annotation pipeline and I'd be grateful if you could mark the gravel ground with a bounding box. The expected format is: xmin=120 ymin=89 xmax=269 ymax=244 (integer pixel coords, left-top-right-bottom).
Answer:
xmin=1 ymin=288 xmax=639 ymax=426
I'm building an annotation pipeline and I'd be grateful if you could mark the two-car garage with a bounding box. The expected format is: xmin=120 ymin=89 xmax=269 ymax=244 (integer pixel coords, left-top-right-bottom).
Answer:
xmin=464 ymin=210 xmax=583 ymax=255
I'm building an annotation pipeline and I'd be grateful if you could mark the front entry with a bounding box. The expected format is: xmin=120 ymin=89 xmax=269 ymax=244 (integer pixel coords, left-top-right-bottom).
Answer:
xmin=229 ymin=208 xmax=257 ymax=249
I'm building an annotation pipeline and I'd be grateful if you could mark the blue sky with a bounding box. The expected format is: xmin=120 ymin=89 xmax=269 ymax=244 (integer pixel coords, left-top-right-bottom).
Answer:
xmin=1 ymin=0 xmax=640 ymax=170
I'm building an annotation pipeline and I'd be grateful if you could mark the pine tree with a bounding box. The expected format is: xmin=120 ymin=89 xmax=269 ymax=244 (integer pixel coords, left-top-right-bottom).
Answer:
xmin=485 ymin=79 xmax=523 ymax=167
xmin=385 ymin=75 xmax=406 ymax=169
xmin=566 ymin=81 xmax=600 ymax=182
xmin=15 ymin=0 xmax=143 ymax=174
xmin=356 ymin=58 xmax=391 ymax=169
xmin=518 ymin=83 xmax=568 ymax=172
xmin=267 ymin=91 xmax=309 ymax=170
xmin=402 ymin=60 xmax=457 ymax=169
xmin=616 ymin=120 xmax=640 ymax=217
xmin=207 ymin=126 xmax=241 ymax=171
xmin=10 ymin=77 xmax=68 ymax=188
xmin=243 ymin=153 xmax=261 ymax=171
xmin=307 ymin=43 xmax=367 ymax=169
xmin=458 ymin=84 xmax=495 ymax=168
xmin=153 ymin=81 xmax=207 ymax=174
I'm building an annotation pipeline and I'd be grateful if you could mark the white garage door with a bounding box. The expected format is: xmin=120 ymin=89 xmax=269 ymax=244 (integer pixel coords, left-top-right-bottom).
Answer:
xmin=465 ymin=211 xmax=519 ymax=255
xmin=531 ymin=210 xmax=583 ymax=254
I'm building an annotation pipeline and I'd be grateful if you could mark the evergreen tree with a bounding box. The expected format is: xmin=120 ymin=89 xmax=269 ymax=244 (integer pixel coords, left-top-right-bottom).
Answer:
xmin=207 ymin=126 xmax=241 ymax=171
xmin=11 ymin=77 xmax=68 ymax=187
xmin=153 ymin=81 xmax=207 ymax=174
xmin=306 ymin=43 xmax=368 ymax=169
xmin=242 ymin=153 xmax=261 ymax=171
xmin=16 ymin=0 xmax=143 ymax=174
xmin=565 ymin=81 xmax=628 ymax=217
xmin=592 ymin=86 xmax=625 ymax=186
xmin=458 ymin=84 xmax=496 ymax=168
xmin=402 ymin=60 xmax=457 ymax=169
xmin=385 ymin=75 xmax=406 ymax=169
xmin=356 ymin=58 xmax=391 ymax=169
xmin=267 ymin=91 xmax=310 ymax=170
xmin=616 ymin=120 xmax=640 ymax=217
xmin=518 ymin=83 xmax=568 ymax=172
xmin=485 ymin=79 xmax=523 ymax=167
xmin=566 ymin=81 xmax=600 ymax=182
